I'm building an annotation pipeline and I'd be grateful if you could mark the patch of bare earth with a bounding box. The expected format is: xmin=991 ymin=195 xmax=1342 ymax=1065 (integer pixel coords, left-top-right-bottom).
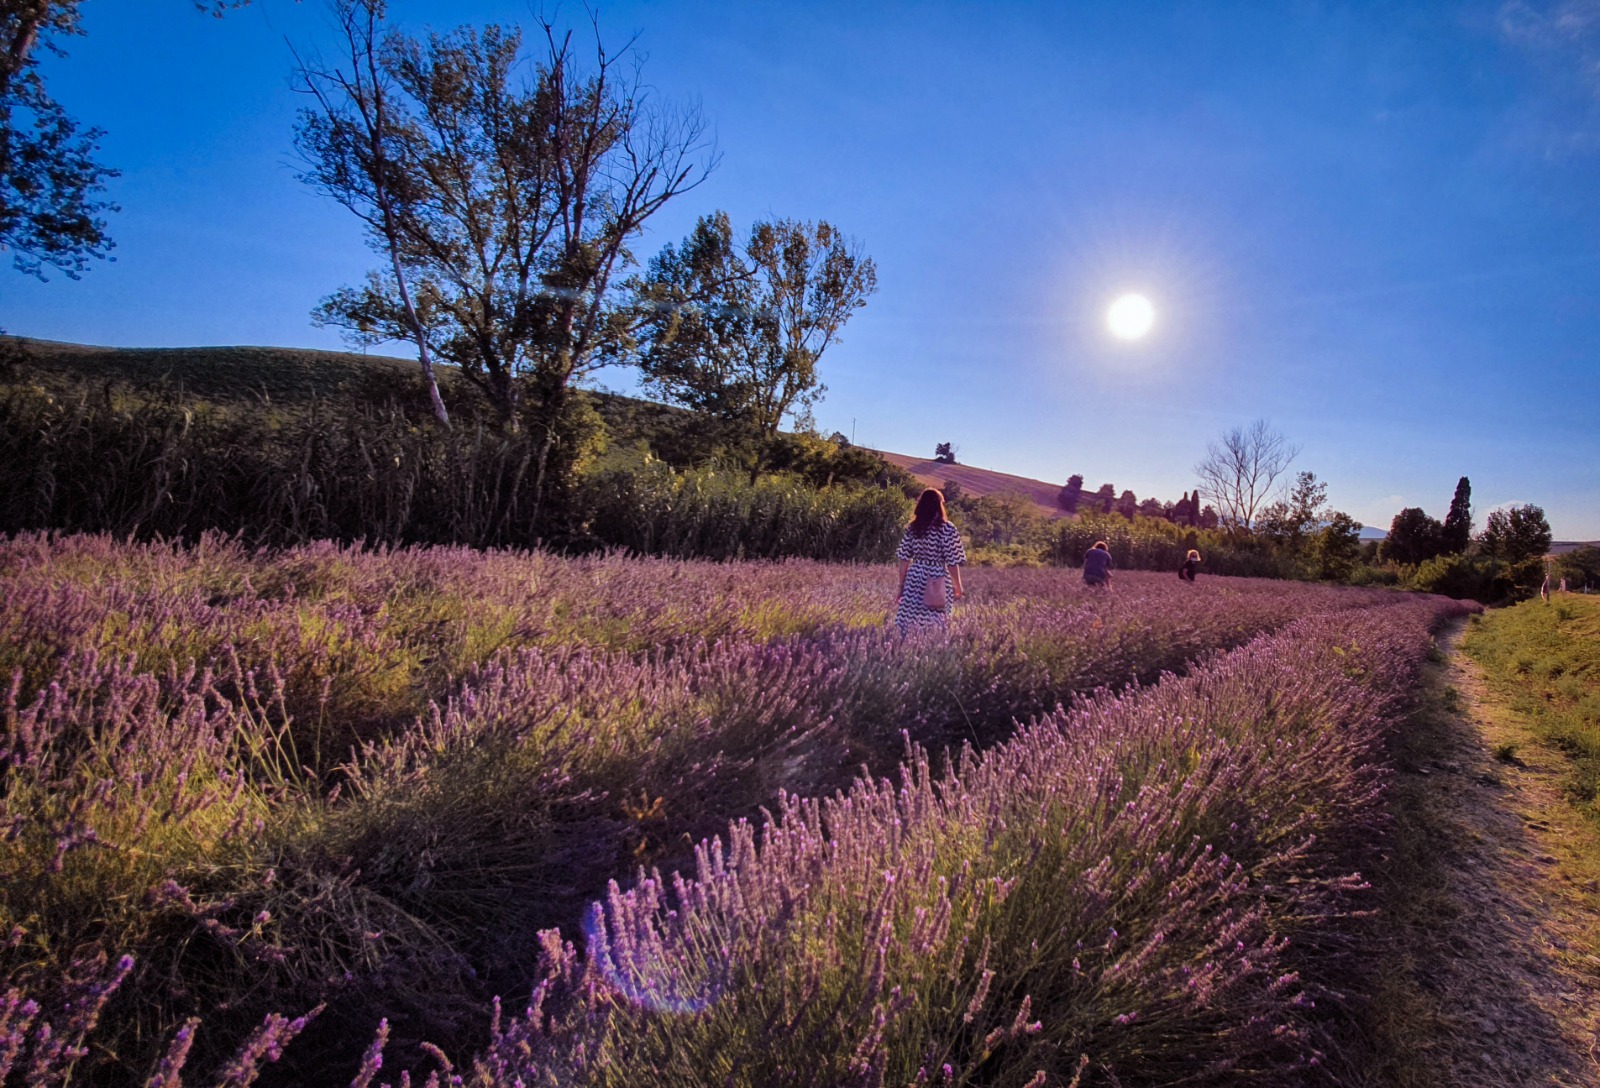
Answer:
xmin=1354 ymin=618 xmax=1600 ymax=1087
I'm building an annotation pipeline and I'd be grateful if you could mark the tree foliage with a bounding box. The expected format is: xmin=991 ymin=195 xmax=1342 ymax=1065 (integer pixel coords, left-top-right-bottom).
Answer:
xmin=0 ymin=0 xmax=117 ymax=281
xmin=296 ymin=7 xmax=713 ymax=518
xmin=1556 ymin=545 xmax=1600 ymax=590
xmin=1253 ymin=470 xmax=1362 ymax=580
xmin=1256 ymin=471 xmax=1328 ymax=550
xmin=1057 ymin=473 xmax=1082 ymax=514
xmin=933 ymin=442 xmax=957 ymax=464
xmin=632 ymin=210 xmax=876 ymax=474
xmin=1310 ymin=510 xmax=1363 ymax=580
xmin=1480 ymin=504 xmax=1552 ymax=565
xmin=1381 ymin=507 xmax=1444 ymax=566
xmin=1194 ymin=419 xmax=1298 ymax=532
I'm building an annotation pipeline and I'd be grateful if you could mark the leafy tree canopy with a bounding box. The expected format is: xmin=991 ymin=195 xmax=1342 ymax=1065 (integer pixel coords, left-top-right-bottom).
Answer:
xmin=1057 ymin=473 xmax=1082 ymax=514
xmin=632 ymin=211 xmax=876 ymax=474
xmin=296 ymin=6 xmax=714 ymax=524
xmin=0 ymin=0 xmax=116 ymax=281
xmin=1480 ymin=504 xmax=1552 ymax=565
xmin=1256 ymin=471 xmax=1328 ymax=546
xmin=1381 ymin=507 xmax=1445 ymax=566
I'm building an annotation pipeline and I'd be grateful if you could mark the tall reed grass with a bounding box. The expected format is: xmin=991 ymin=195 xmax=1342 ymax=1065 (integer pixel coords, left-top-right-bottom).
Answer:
xmin=0 ymin=388 xmax=906 ymax=560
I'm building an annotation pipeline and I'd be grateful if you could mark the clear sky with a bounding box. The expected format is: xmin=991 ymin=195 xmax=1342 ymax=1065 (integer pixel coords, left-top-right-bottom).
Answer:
xmin=6 ymin=0 xmax=1599 ymax=538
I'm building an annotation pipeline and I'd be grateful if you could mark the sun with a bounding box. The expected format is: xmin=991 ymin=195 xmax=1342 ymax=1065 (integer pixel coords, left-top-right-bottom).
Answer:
xmin=1106 ymin=293 xmax=1155 ymax=340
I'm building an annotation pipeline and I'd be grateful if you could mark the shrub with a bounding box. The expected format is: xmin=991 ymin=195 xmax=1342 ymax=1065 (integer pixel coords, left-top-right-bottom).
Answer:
xmin=1407 ymin=553 xmax=1499 ymax=602
xmin=1050 ymin=513 xmax=1283 ymax=578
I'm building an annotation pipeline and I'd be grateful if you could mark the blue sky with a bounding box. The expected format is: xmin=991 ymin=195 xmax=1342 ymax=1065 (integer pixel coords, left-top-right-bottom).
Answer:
xmin=6 ymin=0 xmax=1599 ymax=538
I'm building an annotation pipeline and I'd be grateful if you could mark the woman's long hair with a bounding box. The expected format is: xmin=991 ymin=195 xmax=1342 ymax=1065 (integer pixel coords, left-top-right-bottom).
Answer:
xmin=909 ymin=488 xmax=948 ymax=536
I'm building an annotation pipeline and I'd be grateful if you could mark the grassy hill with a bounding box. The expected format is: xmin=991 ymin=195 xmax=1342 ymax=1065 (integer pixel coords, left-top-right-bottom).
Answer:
xmin=3 ymin=335 xmax=706 ymax=454
xmin=4 ymin=337 xmax=1024 ymax=497
xmin=0 ymin=336 xmax=914 ymax=559
xmin=874 ymin=450 xmax=1065 ymax=517
xmin=5 ymin=335 xmax=436 ymax=404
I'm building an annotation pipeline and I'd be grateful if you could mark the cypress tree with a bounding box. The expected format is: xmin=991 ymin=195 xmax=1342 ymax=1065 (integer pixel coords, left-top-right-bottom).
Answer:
xmin=1442 ymin=476 xmax=1472 ymax=555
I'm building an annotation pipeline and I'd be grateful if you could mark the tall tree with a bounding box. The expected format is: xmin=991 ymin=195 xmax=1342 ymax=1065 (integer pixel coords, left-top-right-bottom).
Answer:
xmin=1441 ymin=476 xmax=1472 ymax=555
xmin=632 ymin=210 xmax=875 ymax=476
xmin=1057 ymin=473 xmax=1082 ymax=514
xmin=1311 ymin=511 xmax=1364 ymax=581
xmin=1256 ymin=471 xmax=1328 ymax=550
xmin=1194 ymin=419 xmax=1298 ymax=533
xmin=933 ymin=442 xmax=957 ymax=464
xmin=1480 ymin=504 xmax=1552 ymax=564
xmin=299 ymin=9 xmax=713 ymax=518
xmin=1381 ymin=507 xmax=1444 ymax=565
xmin=1115 ymin=489 xmax=1137 ymax=520
xmin=293 ymin=0 xmax=450 ymax=424
xmin=1094 ymin=482 xmax=1115 ymax=514
xmin=0 ymin=0 xmax=116 ymax=281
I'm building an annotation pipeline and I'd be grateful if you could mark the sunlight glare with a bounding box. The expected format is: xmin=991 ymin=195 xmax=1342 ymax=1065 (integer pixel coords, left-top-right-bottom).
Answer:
xmin=1107 ymin=293 xmax=1156 ymax=340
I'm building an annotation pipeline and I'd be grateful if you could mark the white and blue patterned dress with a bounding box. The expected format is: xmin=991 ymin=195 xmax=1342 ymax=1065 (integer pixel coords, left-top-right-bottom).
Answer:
xmin=894 ymin=521 xmax=967 ymax=633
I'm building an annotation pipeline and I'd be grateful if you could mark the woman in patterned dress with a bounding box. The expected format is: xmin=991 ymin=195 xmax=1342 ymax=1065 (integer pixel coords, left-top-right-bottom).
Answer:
xmin=894 ymin=488 xmax=967 ymax=633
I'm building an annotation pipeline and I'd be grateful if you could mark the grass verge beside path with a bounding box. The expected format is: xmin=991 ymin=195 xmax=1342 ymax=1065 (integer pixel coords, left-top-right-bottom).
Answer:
xmin=1463 ymin=593 xmax=1600 ymax=831
xmin=1351 ymin=617 xmax=1600 ymax=1087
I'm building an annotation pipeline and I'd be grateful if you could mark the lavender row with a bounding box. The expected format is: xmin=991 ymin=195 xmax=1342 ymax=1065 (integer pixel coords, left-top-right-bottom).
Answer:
xmin=435 ymin=598 xmax=1475 ymax=1088
xmin=1 ymin=534 xmax=1444 ymax=1084
xmin=0 ymin=532 xmax=1398 ymax=773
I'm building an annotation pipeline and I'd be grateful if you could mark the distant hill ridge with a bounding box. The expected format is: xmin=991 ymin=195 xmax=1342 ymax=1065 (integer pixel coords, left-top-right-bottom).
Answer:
xmin=4 ymin=336 xmax=431 ymax=403
xmin=873 ymin=451 xmax=1066 ymax=518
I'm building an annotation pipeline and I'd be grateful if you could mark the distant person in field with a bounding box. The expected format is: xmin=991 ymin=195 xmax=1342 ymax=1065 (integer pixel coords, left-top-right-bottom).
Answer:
xmin=1082 ymin=540 xmax=1114 ymax=588
xmin=1541 ymin=569 xmax=1551 ymax=603
xmin=894 ymin=488 xmax=966 ymax=633
xmin=1179 ymin=548 xmax=1201 ymax=582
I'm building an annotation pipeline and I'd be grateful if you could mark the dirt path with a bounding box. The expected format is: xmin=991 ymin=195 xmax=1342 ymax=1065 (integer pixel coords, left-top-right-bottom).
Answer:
xmin=1365 ymin=619 xmax=1600 ymax=1087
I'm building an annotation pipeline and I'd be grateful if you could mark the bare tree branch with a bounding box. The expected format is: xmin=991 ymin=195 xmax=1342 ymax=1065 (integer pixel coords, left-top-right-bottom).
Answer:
xmin=1194 ymin=419 xmax=1299 ymax=533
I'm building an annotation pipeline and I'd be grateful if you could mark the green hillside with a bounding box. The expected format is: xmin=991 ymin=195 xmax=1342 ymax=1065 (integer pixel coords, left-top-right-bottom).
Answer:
xmin=5 ymin=336 xmax=438 ymax=404
xmin=0 ymin=336 xmax=912 ymax=559
xmin=1 ymin=335 xmax=703 ymax=448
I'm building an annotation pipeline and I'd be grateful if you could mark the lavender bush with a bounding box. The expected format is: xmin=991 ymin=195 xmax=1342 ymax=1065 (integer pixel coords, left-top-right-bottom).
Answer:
xmin=460 ymin=602 xmax=1472 ymax=1087
xmin=0 ymin=533 xmax=1471 ymax=1085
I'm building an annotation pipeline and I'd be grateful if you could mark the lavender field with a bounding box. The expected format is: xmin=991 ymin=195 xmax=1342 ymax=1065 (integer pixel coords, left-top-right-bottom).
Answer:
xmin=0 ymin=534 xmax=1476 ymax=1086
